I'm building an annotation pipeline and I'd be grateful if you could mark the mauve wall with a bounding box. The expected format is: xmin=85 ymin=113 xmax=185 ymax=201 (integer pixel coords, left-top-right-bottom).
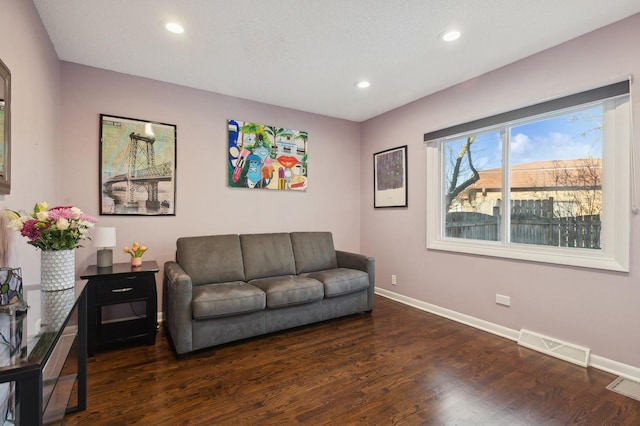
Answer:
xmin=360 ymin=14 xmax=640 ymax=369
xmin=0 ymin=1 xmax=61 ymax=282
xmin=59 ymin=63 xmax=361 ymax=311
xmin=5 ymin=0 xmax=640 ymax=372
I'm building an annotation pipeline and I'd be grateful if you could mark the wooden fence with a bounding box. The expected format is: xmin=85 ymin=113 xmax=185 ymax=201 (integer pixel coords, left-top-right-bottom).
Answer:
xmin=510 ymin=199 xmax=554 ymax=218
xmin=445 ymin=210 xmax=601 ymax=249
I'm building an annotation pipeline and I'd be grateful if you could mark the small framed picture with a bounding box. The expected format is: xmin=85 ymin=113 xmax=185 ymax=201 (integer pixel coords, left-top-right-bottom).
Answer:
xmin=99 ymin=114 xmax=177 ymax=216
xmin=373 ymin=145 xmax=408 ymax=208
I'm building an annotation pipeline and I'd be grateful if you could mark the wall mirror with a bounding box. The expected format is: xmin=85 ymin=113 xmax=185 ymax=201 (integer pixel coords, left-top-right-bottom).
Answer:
xmin=0 ymin=58 xmax=10 ymax=194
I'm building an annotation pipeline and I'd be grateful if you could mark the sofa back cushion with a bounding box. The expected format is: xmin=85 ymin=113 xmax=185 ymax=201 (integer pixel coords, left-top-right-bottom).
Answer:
xmin=176 ymin=235 xmax=245 ymax=285
xmin=290 ymin=232 xmax=338 ymax=274
xmin=240 ymin=233 xmax=296 ymax=280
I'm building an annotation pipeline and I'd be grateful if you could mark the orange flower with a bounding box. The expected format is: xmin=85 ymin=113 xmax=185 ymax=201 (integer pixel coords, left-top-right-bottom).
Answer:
xmin=123 ymin=242 xmax=148 ymax=258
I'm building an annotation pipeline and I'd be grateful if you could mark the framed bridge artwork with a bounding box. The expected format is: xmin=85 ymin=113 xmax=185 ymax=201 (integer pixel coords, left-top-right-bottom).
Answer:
xmin=227 ymin=119 xmax=308 ymax=191
xmin=99 ymin=114 xmax=177 ymax=216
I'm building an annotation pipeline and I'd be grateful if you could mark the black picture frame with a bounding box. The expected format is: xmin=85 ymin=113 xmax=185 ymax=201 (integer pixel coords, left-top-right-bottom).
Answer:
xmin=99 ymin=114 xmax=177 ymax=216
xmin=373 ymin=145 xmax=408 ymax=208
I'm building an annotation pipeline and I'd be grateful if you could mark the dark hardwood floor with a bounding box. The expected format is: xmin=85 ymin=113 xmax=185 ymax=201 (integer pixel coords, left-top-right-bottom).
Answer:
xmin=65 ymin=296 xmax=640 ymax=425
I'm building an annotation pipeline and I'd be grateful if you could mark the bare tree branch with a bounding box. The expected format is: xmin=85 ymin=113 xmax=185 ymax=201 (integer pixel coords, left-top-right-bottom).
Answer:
xmin=446 ymin=136 xmax=480 ymax=208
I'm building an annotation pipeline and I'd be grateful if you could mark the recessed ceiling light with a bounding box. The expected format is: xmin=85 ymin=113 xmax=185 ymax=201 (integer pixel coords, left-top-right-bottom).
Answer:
xmin=355 ymin=80 xmax=371 ymax=89
xmin=165 ymin=22 xmax=185 ymax=34
xmin=440 ymin=30 xmax=461 ymax=42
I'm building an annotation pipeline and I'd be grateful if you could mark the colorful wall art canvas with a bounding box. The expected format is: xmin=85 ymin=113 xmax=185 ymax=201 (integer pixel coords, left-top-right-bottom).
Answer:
xmin=100 ymin=114 xmax=177 ymax=216
xmin=227 ymin=119 xmax=308 ymax=191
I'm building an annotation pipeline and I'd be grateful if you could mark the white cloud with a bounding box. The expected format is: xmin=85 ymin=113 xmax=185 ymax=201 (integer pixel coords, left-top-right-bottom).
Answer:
xmin=511 ymin=133 xmax=531 ymax=155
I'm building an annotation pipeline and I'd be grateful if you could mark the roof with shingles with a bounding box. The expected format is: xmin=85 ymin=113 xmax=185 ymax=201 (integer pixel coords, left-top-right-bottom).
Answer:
xmin=470 ymin=159 xmax=602 ymax=191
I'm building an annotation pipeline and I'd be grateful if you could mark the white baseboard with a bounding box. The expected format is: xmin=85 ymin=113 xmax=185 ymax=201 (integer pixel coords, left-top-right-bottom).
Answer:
xmin=590 ymin=355 xmax=640 ymax=382
xmin=375 ymin=287 xmax=519 ymax=341
xmin=375 ymin=287 xmax=640 ymax=382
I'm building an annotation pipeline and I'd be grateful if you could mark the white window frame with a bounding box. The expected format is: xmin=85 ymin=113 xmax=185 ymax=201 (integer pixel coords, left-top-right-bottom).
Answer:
xmin=426 ymin=95 xmax=630 ymax=272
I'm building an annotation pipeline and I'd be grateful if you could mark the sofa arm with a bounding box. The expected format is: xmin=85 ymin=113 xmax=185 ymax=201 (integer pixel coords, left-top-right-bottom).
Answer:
xmin=336 ymin=250 xmax=375 ymax=311
xmin=164 ymin=261 xmax=194 ymax=355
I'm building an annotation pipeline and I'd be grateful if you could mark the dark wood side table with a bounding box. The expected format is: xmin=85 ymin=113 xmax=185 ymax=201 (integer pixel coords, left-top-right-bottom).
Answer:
xmin=80 ymin=260 xmax=159 ymax=356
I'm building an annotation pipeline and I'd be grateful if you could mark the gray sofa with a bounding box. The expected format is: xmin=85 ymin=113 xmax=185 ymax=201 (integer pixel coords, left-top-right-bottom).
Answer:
xmin=163 ymin=232 xmax=375 ymax=355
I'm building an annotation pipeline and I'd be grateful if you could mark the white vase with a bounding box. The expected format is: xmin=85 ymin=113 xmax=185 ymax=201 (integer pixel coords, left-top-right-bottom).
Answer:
xmin=41 ymin=249 xmax=75 ymax=291
xmin=41 ymin=288 xmax=75 ymax=330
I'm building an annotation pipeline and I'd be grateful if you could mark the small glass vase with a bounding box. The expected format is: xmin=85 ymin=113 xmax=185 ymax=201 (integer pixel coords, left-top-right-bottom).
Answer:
xmin=131 ymin=257 xmax=143 ymax=267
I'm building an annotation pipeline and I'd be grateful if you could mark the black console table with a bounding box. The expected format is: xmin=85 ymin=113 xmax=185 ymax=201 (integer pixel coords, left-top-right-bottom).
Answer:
xmin=80 ymin=261 xmax=158 ymax=356
xmin=0 ymin=280 xmax=87 ymax=425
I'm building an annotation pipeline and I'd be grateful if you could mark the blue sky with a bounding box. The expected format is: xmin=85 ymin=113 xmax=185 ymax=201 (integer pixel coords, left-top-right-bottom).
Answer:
xmin=446 ymin=105 xmax=603 ymax=173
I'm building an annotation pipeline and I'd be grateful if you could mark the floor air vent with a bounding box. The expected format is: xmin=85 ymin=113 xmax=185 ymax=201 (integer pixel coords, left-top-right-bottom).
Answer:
xmin=517 ymin=329 xmax=590 ymax=367
xmin=607 ymin=377 xmax=640 ymax=401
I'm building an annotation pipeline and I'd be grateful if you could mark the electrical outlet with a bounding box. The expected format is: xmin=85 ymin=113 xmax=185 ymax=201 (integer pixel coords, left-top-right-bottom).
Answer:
xmin=391 ymin=274 xmax=397 ymax=285
xmin=496 ymin=294 xmax=511 ymax=306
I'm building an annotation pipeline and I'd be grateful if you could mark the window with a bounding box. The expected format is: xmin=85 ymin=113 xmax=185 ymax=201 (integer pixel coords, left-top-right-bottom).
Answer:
xmin=425 ymin=81 xmax=631 ymax=271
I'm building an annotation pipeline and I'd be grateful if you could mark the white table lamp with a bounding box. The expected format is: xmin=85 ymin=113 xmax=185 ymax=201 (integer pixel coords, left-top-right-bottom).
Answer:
xmin=93 ymin=227 xmax=117 ymax=268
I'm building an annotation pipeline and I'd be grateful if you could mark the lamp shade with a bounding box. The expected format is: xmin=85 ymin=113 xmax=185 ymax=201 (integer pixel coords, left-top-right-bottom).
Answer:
xmin=93 ymin=227 xmax=116 ymax=248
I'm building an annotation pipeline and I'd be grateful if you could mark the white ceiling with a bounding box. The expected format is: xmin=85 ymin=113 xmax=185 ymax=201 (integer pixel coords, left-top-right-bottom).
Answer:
xmin=33 ymin=0 xmax=640 ymax=122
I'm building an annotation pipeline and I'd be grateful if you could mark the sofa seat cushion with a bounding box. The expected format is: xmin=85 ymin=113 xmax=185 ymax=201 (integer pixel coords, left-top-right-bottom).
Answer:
xmin=249 ymin=275 xmax=324 ymax=309
xmin=192 ymin=282 xmax=266 ymax=320
xmin=306 ymin=268 xmax=369 ymax=298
